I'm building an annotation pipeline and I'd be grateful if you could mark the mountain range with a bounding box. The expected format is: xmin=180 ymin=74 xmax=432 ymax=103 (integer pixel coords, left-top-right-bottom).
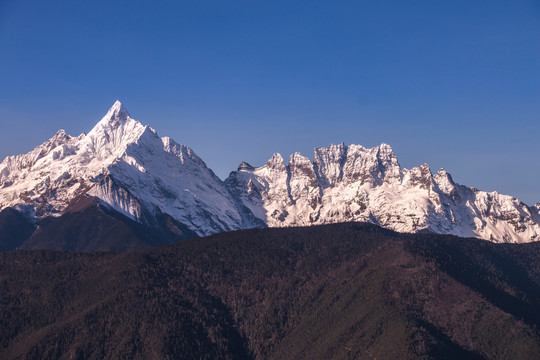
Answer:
xmin=0 ymin=101 xmax=539 ymax=251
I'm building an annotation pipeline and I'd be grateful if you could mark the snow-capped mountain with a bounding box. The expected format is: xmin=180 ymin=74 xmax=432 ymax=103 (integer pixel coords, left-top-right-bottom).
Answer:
xmin=0 ymin=101 xmax=258 ymax=237
xmin=1 ymin=101 xmax=539 ymax=247
xmin=226 ymin=143 xmax=540 ymax=243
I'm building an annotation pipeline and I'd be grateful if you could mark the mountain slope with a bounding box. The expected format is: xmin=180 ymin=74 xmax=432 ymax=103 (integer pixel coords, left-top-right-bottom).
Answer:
xmin=0 ymin=208 xmax=36 ymax=251
xmin=0 ymin=101 xmax=258 ymax=246
xmin=23 ymin=195 xmax=198 ymax=252
xmin=1 ymin=101 xmax=538 ymax=246
xmin=1 ymin=224 xmax=540 ymax=359
xmin=226 ymin=143 xmax=540 ymax=243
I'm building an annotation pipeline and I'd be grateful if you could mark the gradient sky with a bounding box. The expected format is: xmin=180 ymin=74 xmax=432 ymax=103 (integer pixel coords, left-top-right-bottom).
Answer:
xmin=1 ymin=0 xmax=539 ymax=204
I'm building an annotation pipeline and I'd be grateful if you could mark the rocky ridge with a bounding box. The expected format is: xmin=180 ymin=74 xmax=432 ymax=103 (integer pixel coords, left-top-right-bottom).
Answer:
xmin=226 ymin=145 xmax=540 ymax=243
xmin=0 ymin=101 xmax=259 ymax=238
xmin=1 ymin=101 xmax=539 ymax=245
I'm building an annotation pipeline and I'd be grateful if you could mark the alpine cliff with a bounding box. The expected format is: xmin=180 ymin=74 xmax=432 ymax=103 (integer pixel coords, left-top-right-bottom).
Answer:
xmin=226 ymin=144 xmax=540 ymax=243
xmin=0 ymin=101 xmax=539 ymax=251
xmin=0 ymin=101 xmax=261 ymax=251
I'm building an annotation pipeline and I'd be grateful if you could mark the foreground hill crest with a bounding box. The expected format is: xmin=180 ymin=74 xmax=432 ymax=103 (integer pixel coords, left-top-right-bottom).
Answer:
xmin=0 ymin=101 xmax=539 ymax=248
xmin=2 ymin=224 xmax=540 ymax=359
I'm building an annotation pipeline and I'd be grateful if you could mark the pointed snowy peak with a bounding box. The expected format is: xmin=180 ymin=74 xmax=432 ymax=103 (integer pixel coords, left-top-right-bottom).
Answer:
xmin=107 ymin=100 xmax=130 ymax=119
xmin=376 ymin=143 xmax=398 ymax=160
xmin=434 ymin=168 xmax=454 ymax=183
xmin=411 ymin=163 xmax=432 ymax=178
xmin=43 ymin=129 xmax=73 ymax=150
xmin=289 ymin=152 xmax=314 ymax=173
xmin=237 ymin=161 xmax=255 ymax=171
xmin=436 ymin=168 xmax=449 ymax=176
xmin=88 ymin=101 xmax=142 ymax=134
xmin=401 ymin=163 xmax=433 ymax=190
xmin=0 ymin=128 xmax=76 ymax=175
xmin=289 ymin=152 xmax=311 ymax=163
xmin=265 ymin=153 xmax=286 ymax=169
xmin=93 ymin=100 xmax=131 ymax=129
xmin=419 ymin=163 xmax=431 ymax=172
xmin=313 ymin=143 xmax=348 ymax=162
xmin=51 ymin=129 xmax=69 ymax=140
xmin=83 ymin=101 xmax=149 ymax=161
xmin=378 ymin=142 xmax=393 ymax=152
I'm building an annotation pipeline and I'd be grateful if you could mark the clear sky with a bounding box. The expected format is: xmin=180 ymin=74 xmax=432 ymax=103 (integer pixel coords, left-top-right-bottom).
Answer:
xmin=1 ymin=0 xmax=539 ymax=204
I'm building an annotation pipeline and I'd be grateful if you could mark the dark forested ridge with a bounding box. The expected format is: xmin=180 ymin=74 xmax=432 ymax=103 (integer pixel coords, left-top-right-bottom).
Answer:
xmin=0 ymin=208 xmax=36 ymax=251
xmin=0 ymin=199 xmax=198 ymax=252
xmin=2 ymin=223 xmax=540 ymax=359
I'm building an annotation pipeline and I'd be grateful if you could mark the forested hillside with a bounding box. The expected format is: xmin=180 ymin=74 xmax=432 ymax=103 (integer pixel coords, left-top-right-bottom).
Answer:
xmin=2 ymin=223 xmax=540 ymax=359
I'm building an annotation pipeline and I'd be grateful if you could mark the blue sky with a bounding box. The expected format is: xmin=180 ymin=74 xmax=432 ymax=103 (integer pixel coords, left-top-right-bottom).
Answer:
xmin=1 ymin=0 xmax=539 ymax=204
